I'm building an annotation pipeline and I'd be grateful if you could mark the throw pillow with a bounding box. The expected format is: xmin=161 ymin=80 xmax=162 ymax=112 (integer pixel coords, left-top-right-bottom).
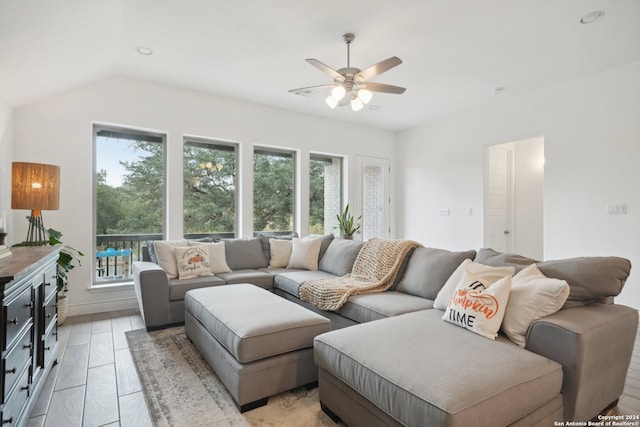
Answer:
xmin=396 ymin=247 xmax=477 ymax=299
xmin=174 ymin=246 xmax=213 ymax=280
xmin=190 ymin=242 xmax=231 ymax=274
xmin=153 ymin=240 xmax=189 ymax=279
xmin=288 ymin=236 xmax=323 ymax=270
xmin=223 ymin=238 xmax=268 ymax=270
xmin=318 ymin=238 xmax=364 ymax=276
xmin=501 ymin=264 xmax=569 ymax=347
xmin=433 ymin=260 xmax=515 ymax=310
xmin=443 ymin=270 xmax=512 ymax=340
xmin=269 ymin=239 xmax=293 ymax=268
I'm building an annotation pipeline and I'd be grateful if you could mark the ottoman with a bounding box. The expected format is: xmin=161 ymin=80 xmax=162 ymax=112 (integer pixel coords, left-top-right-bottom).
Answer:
xmin=184 ymin=283 xmax=331 ymax=412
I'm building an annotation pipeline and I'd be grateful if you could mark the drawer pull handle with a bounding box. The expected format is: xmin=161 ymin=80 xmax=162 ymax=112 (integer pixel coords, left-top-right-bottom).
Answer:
xmin=46 ymin=313 xmax=52 ymax=319
xmin=5 ymin=367 xmax=16 ymax=374
xmin=44 ymin=346 xmax=51 ymax=351
xmin=23 ymin=343 xmax=32 ymax=350
xmin=26 ymin=301 xmax=34 ymax=309
xmin=3 ymin=416 xmax=13 ymax=424
xmin=45 ymin=281 xmax=52 ymax=286
xmin=21 ymin=384 xmax=30 ymax=392
xmin=9 ymin=317 xmax=18 ymax=324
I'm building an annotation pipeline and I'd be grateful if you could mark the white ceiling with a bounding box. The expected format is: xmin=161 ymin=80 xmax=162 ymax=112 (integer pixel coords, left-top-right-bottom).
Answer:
xmin=1 ymin=0 xmax=639 ymax=131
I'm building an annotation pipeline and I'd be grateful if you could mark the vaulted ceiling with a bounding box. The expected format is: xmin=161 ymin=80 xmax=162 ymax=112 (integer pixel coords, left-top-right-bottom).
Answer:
xmin=1 ymin=0 xmax=639 ymax=131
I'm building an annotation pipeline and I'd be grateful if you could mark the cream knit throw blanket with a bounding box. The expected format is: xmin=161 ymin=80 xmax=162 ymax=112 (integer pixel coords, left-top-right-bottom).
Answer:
xmin=299 ymin=238 xmax=422 ymax=311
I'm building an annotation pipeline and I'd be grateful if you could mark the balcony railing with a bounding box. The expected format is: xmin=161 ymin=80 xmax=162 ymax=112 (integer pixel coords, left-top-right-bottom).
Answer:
xmin=95 ymin=232 xmax=235 ymax=283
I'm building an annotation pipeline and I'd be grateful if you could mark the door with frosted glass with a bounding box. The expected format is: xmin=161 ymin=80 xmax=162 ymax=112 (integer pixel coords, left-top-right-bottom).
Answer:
xmin=356 ymin=156 xmax=390 ymax=240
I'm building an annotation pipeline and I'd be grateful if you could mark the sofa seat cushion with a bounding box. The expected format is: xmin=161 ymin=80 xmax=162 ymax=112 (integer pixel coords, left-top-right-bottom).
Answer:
xmin=168 ymin=276 xmax=226 ymax=301
xmin=216 ymin=269 xmax=274 ymax=289
xmin=274 ymin=270 xmax=338 ymax=298
xmin=314 ymin=310 xmax=563 ymax=427
xmin=339 ymin=291 xmax=433 ymax=323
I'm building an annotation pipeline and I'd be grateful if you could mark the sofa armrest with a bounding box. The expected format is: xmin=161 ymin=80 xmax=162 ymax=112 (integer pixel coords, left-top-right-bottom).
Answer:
xmin=526 ymin=303 xmax=638 ymax=421
xmin=132 ymin=261 xmax=171 ymax=330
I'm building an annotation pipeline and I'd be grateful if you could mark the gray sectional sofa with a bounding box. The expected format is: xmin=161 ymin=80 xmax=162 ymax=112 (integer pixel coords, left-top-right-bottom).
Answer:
xmin=132 ymin=235 xmax=638 ymax=426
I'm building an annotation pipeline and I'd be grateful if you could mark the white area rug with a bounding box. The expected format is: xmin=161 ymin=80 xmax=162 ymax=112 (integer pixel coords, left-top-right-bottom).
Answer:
xmin=126 ymin=327 xmax=341 ymax=427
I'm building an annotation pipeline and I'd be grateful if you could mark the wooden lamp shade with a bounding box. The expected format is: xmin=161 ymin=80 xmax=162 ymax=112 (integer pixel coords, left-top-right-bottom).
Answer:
xmin=11 ymin=162 xmax=60 ymax=245
xmin=11 ymin=162 xmax=60 ymax=211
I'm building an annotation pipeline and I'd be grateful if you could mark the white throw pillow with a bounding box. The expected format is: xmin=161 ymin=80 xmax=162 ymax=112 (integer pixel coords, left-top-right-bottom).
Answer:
xmin=443 ymin=270 xmax=512 ymax=340
xmin=269 ymin=239 xmax=293 ymax=268
xmin=190 ymin=242 xmax=231 ymax=274
xmin=287 ymin=236 xmax=323 ymax=270
xmin=502 ymin=264 xmax=570 ymax=347
xmin=434 ymin=260 xmax=515 ymax=310
xmin=154 ymin=240 xmax=189 ymax=279
xmin=174 ymin=246 xmax=213 ymax=280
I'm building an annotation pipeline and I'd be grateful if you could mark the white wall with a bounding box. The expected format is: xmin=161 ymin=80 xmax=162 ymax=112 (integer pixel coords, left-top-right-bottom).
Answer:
xmin=12 ymin=75 xmax=396 ymax=315
xmin=0 ymin=98 xmax=12 ymax=236
xmin=398 ymin=60 xmax=640 ymax=309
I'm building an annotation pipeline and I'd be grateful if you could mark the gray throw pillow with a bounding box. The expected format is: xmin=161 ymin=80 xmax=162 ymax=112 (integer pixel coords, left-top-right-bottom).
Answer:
xmin=318 ymin=238 xmax=364 ymax=276
xmin=396 ymin=247 xmax=477 ymax=299
xmin=537 ymin=256 xmax=631 ymax=308
xmin=223 ymin=238 xmax=268 ymax=270
xmin=474 ymin=248 xmax=538 ymax=272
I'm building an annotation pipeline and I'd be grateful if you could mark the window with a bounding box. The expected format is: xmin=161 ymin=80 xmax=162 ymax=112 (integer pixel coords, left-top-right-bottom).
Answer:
xmin=310 ymin=154 xmax=343 ymax=234
xmin=183 ymin=138 xmax=237 ymax=238
xmin=253 ymin=149 xmax=295 ymax=233
xmin=94 ymin=125 xmax=165 ymax=283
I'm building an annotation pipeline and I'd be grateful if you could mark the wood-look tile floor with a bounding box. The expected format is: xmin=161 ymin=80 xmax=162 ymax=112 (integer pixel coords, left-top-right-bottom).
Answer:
xmin=25 ymin=310 xmax=640 ymax=426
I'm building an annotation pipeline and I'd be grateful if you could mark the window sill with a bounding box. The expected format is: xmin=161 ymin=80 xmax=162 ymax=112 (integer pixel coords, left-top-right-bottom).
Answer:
xmin=89 ymin=281 xmax=134 ymax=292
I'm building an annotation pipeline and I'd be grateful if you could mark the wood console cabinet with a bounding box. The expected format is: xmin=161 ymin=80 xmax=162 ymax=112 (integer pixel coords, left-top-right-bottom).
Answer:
xmin=0 ymin=246 xmax=60 ymax=426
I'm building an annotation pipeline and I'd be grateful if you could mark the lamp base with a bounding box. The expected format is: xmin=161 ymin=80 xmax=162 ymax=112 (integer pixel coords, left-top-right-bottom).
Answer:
xmin=25 ymin=210 xmax=48 ymax=246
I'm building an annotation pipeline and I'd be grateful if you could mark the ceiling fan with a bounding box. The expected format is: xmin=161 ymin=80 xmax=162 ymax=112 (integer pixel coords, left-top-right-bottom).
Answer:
xmin=289 ymin=33 xmax=406 ymax=111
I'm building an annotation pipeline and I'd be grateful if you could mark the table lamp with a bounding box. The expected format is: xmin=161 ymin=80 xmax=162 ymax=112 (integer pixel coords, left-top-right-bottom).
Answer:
xmin=11 ymin=162 xmax=60 ymax=245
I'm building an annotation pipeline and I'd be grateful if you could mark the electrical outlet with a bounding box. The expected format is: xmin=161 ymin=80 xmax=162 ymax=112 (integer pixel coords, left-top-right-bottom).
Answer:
xmin=607 ymin=204 xmax=627 ymax=215
xmin=440 ymin=208 xmax=450 ymax=216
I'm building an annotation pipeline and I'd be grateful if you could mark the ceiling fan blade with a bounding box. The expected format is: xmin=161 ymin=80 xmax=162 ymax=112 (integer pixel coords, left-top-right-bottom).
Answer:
xmin=360 ymin=82 xmax=406 ymax=94
xmin=355 ymin=57 xmax=403 ymax=81
xmin=288 ymin=84 xmax=334 ymax=96
xmin=305 ymin=59 xmax=345 ymax=81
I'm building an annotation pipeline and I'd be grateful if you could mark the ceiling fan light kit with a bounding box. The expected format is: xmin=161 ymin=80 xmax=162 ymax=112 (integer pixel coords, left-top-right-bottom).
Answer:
xmin=290 ymin=33 xmax=406 ymax=112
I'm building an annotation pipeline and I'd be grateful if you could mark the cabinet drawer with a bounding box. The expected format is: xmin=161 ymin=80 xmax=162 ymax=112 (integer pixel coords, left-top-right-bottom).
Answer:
xmin=43 ymin=293 xmax=57 ymax=333
xmin=0 ymin=364 xmax=30 ymax=426
xmin=43 ymin=264 xmax=58 ymax=301
xmin=1 ymin=326 xmax=32 ymax=404
xmin=4 ymin=285 xmax=33 ymax=350
xmin=43 ymin=324 xmax=58 ymax=368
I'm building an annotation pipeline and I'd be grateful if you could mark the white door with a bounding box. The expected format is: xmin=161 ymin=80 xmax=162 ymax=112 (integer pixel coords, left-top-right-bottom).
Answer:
xmin=356 ymin=156 xmax=390 ymax=240
xmin=484 ymin=145 xmax=514 ymax=252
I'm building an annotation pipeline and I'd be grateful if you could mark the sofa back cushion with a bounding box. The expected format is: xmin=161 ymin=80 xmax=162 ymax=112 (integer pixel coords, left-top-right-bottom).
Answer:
xmin=474 ymin=248 xmax=538 ymax=272
xmin=258 ymin=232 xmax=298 ymax=264
xmin=319 ymin=238 xmax=365 ymax=276
xmin=223 ymin=238 xmax=268 ymax=270
xmin=536 ymin=256 xmax=631 ymax=308
xmin=396 ymin=247 xmax=477 ymax=299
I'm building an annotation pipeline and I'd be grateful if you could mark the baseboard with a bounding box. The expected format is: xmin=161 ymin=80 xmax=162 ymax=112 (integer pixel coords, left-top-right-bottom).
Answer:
xmin=68 ymin=297 xmax=139 ymax=317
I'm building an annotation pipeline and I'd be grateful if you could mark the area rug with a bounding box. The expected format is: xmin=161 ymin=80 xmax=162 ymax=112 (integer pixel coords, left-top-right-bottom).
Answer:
xmin=126 ymin=327 xmax=341 ymax=427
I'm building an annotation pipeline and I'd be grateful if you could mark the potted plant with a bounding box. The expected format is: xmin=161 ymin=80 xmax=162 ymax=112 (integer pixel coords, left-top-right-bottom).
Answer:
xmin=336 ymin=204 xmax=361 ymax=239
xmin=48 ymin=228 xmax=83 ymax=324
xmin=14 ymin=222 xmax=83 ymax=324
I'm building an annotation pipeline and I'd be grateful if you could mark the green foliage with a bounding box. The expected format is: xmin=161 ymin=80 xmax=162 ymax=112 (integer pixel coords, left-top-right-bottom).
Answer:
xmin=13 ymin=222 xmax=84 ymax=293
xmin=96 ymin=139 xmax=332 ymax=236
xmin=253 ymin=152 xmax=294 ymax=232
xmin=337 ymin=204 xmax=361 ymax=238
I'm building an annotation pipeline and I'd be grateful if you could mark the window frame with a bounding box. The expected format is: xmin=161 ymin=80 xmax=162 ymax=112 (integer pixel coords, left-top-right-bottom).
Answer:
xmin=309 ymin=153 xmax=344 ymax=235
xmin=183 ymin=136 xmax=239 ymax=238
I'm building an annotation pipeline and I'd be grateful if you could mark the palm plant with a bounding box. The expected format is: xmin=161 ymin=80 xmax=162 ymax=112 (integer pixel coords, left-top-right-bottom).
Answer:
xmin=337 ymin=204 xmax=361 ymax=239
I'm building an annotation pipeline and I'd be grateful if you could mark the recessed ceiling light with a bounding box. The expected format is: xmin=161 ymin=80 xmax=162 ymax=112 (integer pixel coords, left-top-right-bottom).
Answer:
xmin=493 ymin=87 xmax=506 ymax=95
xmin=136 ymin=46 xmax=153 ymax=56
xmin=580 ymin=11 xmax=605 ymax=24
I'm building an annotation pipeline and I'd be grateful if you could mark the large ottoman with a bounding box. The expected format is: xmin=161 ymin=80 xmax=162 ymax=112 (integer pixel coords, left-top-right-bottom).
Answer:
xmin=184 ymin=283 xmax=331 ymax=412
